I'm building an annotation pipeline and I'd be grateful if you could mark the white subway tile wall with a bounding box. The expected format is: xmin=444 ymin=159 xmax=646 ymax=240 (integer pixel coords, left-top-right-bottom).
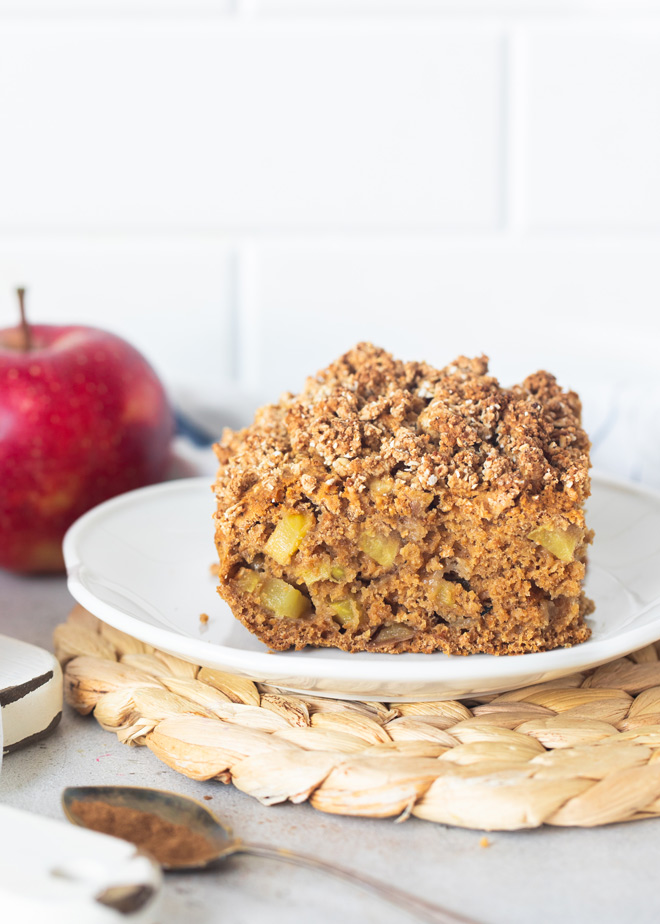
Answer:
xmin=0 ymin=23 xmax=503 ymax=231
xmin=0 ymin=4 xmax=658 ymax=484
xmin=0 ymin=242 xmax=234 ymax=395
xmin=527 ymin=26 xmax=660 ymax=228
xmin=254 ymin=242 xmax=657 ymax=394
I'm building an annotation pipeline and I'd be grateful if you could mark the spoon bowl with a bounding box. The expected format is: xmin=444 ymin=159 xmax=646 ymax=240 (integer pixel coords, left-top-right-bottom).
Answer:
xmin=62 ymin=785 xmax=479 ymax=924
xmin=63 ymin=785 xmax=234 ymax=871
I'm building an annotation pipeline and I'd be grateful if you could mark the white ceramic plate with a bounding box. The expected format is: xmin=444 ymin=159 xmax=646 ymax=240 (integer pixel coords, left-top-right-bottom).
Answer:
xmin=63 ymin=474 xmax=660 ymax=702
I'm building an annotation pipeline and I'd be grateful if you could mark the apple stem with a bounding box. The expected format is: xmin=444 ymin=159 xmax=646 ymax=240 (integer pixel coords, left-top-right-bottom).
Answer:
xmin=16 ymin=287 xmax=32 ymax=351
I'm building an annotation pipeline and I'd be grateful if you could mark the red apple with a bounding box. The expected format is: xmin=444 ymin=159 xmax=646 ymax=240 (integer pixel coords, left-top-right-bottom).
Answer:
xmin=0 ymin=292 xmax=175 ymax=572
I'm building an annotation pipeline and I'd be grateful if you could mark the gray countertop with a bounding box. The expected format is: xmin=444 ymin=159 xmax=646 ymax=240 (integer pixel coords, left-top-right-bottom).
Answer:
xmin=1 ymin=569 xmax=659 ymax=924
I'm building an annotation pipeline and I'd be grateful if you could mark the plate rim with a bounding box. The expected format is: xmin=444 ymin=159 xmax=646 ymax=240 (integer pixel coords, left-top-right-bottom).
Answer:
xmin=63 ymin=471 xmax=660 ymax=699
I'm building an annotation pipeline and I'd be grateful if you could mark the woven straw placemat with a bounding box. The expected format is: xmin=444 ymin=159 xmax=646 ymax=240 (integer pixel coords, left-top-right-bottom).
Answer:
xmin=56 ymin=605 xmax=660 ymax=832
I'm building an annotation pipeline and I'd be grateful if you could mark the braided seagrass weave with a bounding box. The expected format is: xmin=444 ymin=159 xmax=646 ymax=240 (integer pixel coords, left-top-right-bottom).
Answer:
xmin=56 ymin=606 xmax=660 ymax=832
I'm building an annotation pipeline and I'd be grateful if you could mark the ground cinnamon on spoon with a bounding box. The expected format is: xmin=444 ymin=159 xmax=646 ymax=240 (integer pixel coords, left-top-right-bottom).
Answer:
xmin=70 ymin=799 xmax=217 ymax=867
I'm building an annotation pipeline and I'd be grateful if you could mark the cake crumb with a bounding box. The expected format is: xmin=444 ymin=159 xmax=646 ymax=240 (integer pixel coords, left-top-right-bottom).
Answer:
xmin=199 ymin=613 xmax=209 ymax=624
xmin=479 ymin=836 xmax=491 ymax=848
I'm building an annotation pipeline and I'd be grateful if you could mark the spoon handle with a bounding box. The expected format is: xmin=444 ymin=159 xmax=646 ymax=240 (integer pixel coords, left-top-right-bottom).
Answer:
xmin=234 ymin=841 xmax=480 ymax=924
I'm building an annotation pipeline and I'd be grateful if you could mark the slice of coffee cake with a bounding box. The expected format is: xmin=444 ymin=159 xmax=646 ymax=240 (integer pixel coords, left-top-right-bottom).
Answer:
xmin=213 ymin=344 xmax=593 ymax=655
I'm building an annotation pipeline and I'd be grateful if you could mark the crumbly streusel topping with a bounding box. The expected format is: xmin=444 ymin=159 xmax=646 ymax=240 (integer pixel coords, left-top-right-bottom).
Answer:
xmin=214 ymin=343 xmax=590 ymax=515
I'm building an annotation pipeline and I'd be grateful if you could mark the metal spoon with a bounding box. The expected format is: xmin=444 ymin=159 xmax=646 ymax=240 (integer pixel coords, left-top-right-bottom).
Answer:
xmin=62 ymin=786 xmax=479 ymax=924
